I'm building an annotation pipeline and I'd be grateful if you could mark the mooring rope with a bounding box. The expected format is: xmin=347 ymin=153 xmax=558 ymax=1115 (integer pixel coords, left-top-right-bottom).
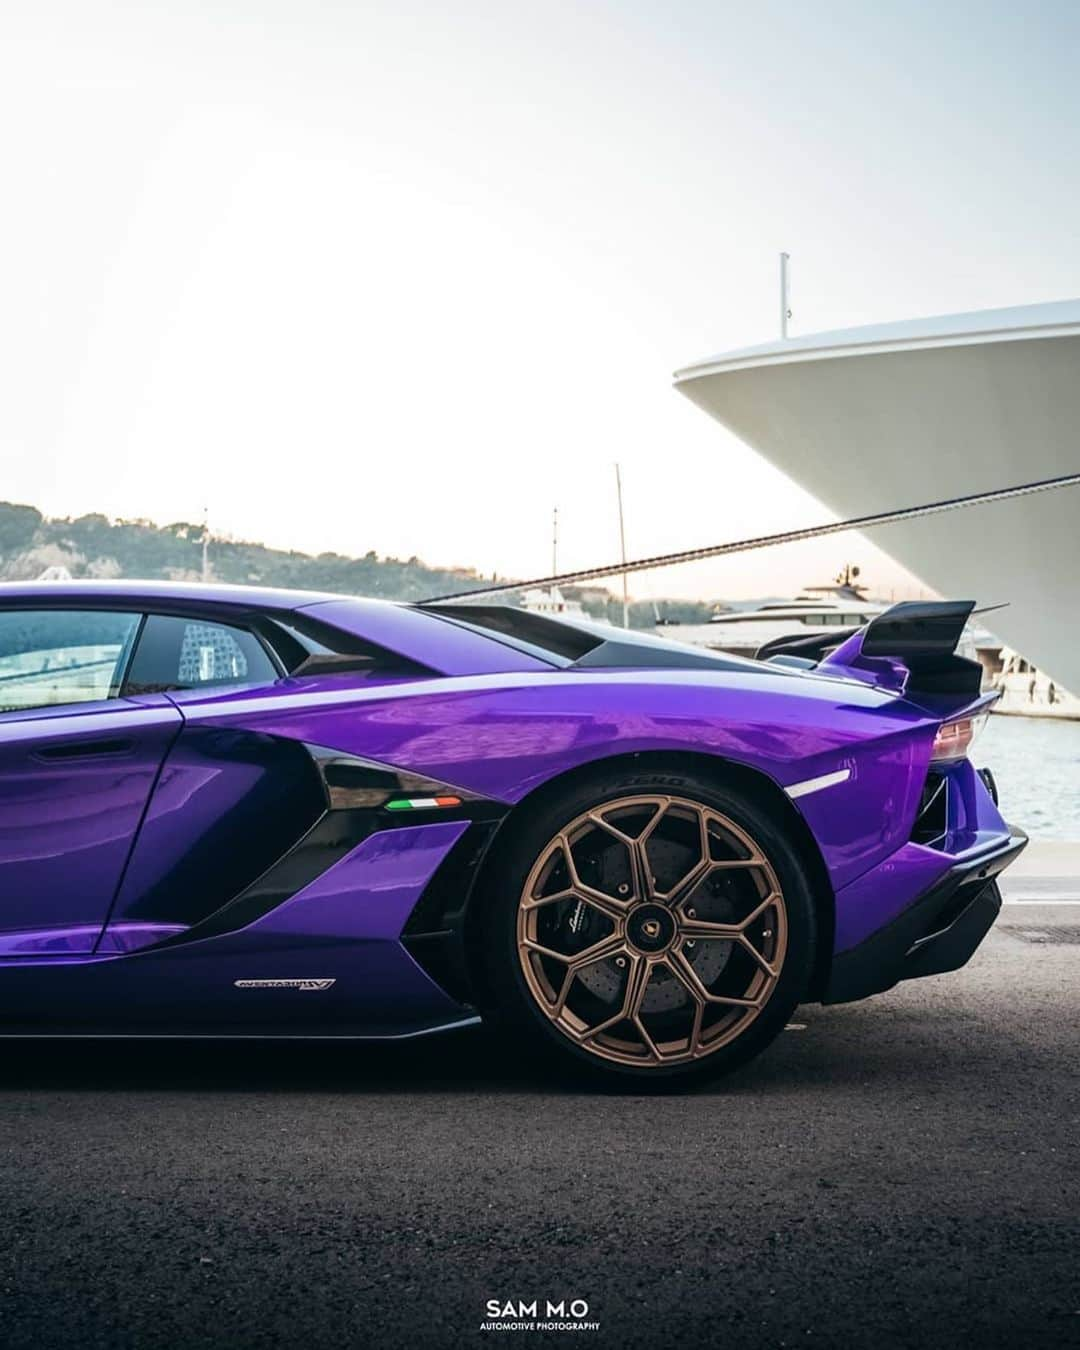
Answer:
xmin=421 ymin=473 xmax=1080 ymax=604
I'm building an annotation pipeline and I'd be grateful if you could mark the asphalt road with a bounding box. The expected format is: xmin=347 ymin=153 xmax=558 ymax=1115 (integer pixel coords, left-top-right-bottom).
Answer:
xmin=1 ymin=902 xmax=1076 ymax=1350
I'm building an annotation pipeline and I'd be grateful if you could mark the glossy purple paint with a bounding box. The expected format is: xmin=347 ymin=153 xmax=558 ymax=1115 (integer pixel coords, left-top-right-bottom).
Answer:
xmin=248 ymin=819 xmax=470 ymax=941
xmin=0 ymin=581 xmax=549 ymax=677
xmin=0 ymin=823 xmax=471 ymax=1036
xmin=0 ymin=579 xmax=1020 ymax=1038
xmin=178 ymin=667 xmax=935 ymax=893
xmin=103 ymin=715 xmax=318 ymax=933
xmin=0 ymin=699 xmax=181 ymax=949
xmin=833 ymin=758 xmax=1010 ymax=951
xmin=0 ymin=922 xmax=185 ymax=958
xmin=818 ymin=628 xmax=910 ymax=692
xmin=96 ymin=922 xmax=189 ymax=954
xmin=0 ymin=926 xmax=106 ymax=957
xmin=301 ymin=597 xmax=552 ymax=676
xmin=0 ymin=579 xmax=336 ymax=613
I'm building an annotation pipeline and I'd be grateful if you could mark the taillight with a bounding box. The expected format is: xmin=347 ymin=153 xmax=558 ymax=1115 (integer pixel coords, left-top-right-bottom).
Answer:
xmin=930 ymin=713 xmax=988 ymax=763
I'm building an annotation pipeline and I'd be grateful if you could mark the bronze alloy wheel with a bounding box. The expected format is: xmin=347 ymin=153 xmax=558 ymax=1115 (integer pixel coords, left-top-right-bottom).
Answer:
xmin=515 ymin=794 xmax=789 ymax=1069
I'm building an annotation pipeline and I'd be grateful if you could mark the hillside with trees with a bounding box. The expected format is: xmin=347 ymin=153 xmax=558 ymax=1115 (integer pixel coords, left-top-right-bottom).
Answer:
xmin=0 ymin=501 xmax=719 ymax=625
xmin=0 ymin=502 xmax=498 ymax=601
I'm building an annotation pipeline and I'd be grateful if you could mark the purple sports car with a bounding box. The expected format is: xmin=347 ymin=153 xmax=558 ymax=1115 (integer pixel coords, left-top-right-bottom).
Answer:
xmin=0 ymin=581 xmax=1023 ymax=1085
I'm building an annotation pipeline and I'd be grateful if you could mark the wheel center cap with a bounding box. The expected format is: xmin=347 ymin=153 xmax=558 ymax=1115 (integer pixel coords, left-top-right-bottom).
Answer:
xmin=626 ymin=903 xmax=676 ymax=954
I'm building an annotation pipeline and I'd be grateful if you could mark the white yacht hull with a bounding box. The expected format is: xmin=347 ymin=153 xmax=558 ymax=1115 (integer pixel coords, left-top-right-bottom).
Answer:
xmin=675 ymin=301 xmax=1080 ymax=694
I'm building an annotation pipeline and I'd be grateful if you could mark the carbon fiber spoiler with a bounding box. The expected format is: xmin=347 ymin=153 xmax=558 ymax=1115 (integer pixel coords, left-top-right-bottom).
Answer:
xmin=859 ymin=600 xmax=975 ymax=660
xmin=816 ymin=600 xmax=984 ymax=698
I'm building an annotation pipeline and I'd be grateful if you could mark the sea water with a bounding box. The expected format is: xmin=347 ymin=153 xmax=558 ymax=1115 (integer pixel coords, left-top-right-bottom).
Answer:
xmin=979 ymin=714 xmax=1080 ymax=841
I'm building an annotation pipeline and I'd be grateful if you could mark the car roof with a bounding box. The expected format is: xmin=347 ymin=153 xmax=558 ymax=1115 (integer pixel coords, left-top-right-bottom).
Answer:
xmin=0 ymin=578 xmax=339 ymax=612
xmin=0 ymin=581 xmax=563 ymax=676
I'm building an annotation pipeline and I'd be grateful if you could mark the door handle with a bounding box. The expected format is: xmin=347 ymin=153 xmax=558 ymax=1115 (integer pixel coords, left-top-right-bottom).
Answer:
xmin=33 ymin=738 xmax=136 ymax=762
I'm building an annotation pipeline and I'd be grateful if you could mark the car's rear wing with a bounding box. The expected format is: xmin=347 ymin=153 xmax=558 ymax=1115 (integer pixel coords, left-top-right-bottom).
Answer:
xmin=764 ymin=600 xmax=991 ymax=705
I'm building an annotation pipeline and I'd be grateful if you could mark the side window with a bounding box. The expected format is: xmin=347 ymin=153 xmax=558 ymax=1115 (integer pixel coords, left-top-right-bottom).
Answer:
xmin=125 ymin=615 xmax=279 ymax=694
xmin=0 ymin=610 xmax=141 ymax=714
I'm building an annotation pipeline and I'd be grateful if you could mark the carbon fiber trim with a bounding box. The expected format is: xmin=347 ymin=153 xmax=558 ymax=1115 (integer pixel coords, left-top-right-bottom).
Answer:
xmin=304 ymin=744 xmax=487 ymax=811
xmin=402 ymin=820 xmax=505 ymax=1004
xmin=148 ymin=746 xmax=504 ymax=951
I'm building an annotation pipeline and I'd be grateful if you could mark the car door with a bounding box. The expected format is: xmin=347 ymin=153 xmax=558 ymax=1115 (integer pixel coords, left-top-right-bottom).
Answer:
xmin=0 ymin=608 xmax=182 ymax=955
xmin=102 ymin=610 xmax=326 ymax=939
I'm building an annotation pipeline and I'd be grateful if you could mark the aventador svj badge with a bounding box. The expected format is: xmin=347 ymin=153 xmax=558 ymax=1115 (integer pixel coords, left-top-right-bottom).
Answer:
xmin=234 ymin=979 xmax=337 ymax=992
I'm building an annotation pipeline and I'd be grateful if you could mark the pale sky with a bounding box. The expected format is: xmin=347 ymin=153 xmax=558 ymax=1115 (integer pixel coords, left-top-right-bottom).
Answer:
xmin=1 ymin=1 xmax=1077 ymax=598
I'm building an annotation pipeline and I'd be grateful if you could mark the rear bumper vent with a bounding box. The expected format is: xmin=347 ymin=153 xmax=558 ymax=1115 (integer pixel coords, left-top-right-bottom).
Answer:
xmin=911 ymin=771 xmax=949 ymax=847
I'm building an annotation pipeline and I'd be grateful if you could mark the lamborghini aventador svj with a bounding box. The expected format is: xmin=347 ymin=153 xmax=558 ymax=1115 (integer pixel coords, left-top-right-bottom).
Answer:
xmin=0 ymin=581 xmax=1025 ymax=1085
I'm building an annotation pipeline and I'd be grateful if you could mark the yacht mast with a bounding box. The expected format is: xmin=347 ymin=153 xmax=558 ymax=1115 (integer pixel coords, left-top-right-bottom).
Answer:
xmin=615 ymin=463 xmax=629 ymax=628
xmin=201 ymin=506 xmax=211 ymax=582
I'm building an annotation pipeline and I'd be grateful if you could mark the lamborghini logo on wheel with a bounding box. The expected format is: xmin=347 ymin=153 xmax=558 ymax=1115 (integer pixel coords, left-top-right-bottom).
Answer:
xmin=234 ymin=979 xmax=337 ymax=992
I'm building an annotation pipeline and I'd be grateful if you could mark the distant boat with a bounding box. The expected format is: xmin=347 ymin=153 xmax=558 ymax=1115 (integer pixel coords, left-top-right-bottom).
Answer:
xmin=661 ymin=568 xmax=885 ymax=659
xmin=661 ymin=574 xmax=1080 ymax=720
xmin=520 ymin=585 xmax=589 ymax=619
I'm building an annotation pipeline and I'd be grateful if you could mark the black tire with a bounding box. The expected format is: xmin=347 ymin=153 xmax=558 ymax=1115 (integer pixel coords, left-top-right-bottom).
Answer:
xmin=475 ymin=763 xmax=817 ymax=1090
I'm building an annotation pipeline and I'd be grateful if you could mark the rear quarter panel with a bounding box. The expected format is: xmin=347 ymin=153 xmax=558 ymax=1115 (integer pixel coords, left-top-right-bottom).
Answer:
xmin=170 ymin=667 xmax=940 ymax=892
